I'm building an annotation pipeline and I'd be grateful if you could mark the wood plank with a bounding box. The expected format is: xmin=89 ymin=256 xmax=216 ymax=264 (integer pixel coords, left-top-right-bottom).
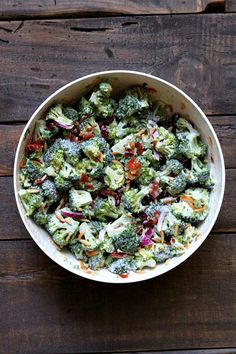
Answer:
xmin=0 ymin=166 xmax=235 ymax=240
xmin=0 ymin=14 xmax=235 ymax=122
xmin=0 ymin=0 xmax=222 ymax=20
xmin=124 ymin=350 xmax=236 ymax=354
xmin=226 ymin=0 xmax=236 ymax=11
xmin=0 ymin=235 xmax=235 ymax=353
xmin=0 ymin=116 xmax=235 ymax=176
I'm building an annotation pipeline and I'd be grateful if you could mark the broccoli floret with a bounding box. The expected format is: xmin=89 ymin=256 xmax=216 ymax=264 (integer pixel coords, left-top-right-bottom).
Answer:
xmin=139 ymin=164 xmax=157 ymax=185
xmin=89 ymin=82 xmax=115 ymax=118
xmin=142 ymin=149 xmax=160 ymax=166
xmin=134 ymin=249 xmax=156 ymax=269
xmin=43 ymin=139 xmax=64 ymax=170
xmin=69 ymin=239 xmax=87 ymax=261
xmin=60 ymin=139 xmax=81 ymax=166
xmin=144 ymin=202 xmax=162 ymax=218
xmin=104 ymin=162 xmax=125 ymax=190
xmin=185 ymin=158 xmax=214 ymax=189
xmin=33 ymin=209 xmax=49 ymax=226
xmin=116 ymin=86 xmax=150 ymax=119
xmin=23 ymin=158 xmax=45 ymax=182
xmin=177 ymin=224 xmax=200 ymax=245
xmin=176 ymin=118 xmax=207 ymax=159
xmin=41 ymin=179 xmax=59 ymax=205
xmin=46 ymin=210 xmax=79 ymax=248
xmin=161 ymin=211 xmax=181 ymax=237
xmin=54 ymin=174 xmax=72 ymax=192
xmin=78 ymin=222 xmax=102 ymax=251
xmin=59 ymin=162 xmax=80 ymax=181
xmin=81 ymin=137 xmax=108 ymax=162
xmin=108 ymin=257 xmax=136 ymax=275
xmin=62 ymin=106 xmax=78 ymax=121
xmin=107 ymin=119 xmax=137 ymax=140
xmin=111 ymin=134 xmax=136 ymax=155
xmin=171 ymin=188 xmax=209 ymax=223
xmin=69 ymin=188 xmax=92 ymax=210
xmin=94 ymin=196 xmax=121 ymax=221
xmin=154 ymin=126 xmax=177 ymax=159
xmin=80 ymin=116 xmax=101 ymax=136
xmin=77 ymin=96 xmax=95 ymax=118
xmin=34 ymin=119 xmax=59 ymax=141
xmin=19 ymin=188 xmax=44 ymax=216
xmin=153 ymin=244 xmax=180 ymax=263
xmin=165 ymin=172 xmax=188 ymax=196
xmin=106 ymin=213 xmax=134 ymax=238
xmin=159 ymin=159 xmax=183 ymax=177
xmin=46 ymin=104 xmax=74 ymax=129
xmin=123 ymin=186 xmax=150 ymax=213
xmin=87 ymin=253 xmax=106 ymax=271
xmin=113 ymin=224 xmax=139 ymax=254
xmin=152 ymin=100 xmax=172 ymax=126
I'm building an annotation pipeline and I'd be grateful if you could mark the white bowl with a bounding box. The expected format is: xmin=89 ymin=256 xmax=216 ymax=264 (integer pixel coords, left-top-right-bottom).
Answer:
xmin=14 ymin=70 xmax=225 ymax=283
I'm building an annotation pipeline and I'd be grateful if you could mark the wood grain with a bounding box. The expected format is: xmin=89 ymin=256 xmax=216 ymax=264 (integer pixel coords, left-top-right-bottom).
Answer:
xmin=1 ymin=166 xmax=235 ymax=240
xmin=226 ymin=0 xmax=236 ymax=11
xmin=0 ymin=116 xmax=235 ymax=176
xmin=0 ymin=235 xmax=235 ymax=354
xmin=0 ymin=0 xmax=223 ymax=20
xmin=0 ymin=14 xmax=235 ymax=123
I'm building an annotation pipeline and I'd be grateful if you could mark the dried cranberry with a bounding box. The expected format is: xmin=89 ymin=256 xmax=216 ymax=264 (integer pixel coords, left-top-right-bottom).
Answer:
xmin=139 ymin=211 xmax=147 ymax=220
xmin=142 ymin=195 xmax=155 ymax=205
xmin=115 ymin=194 xmax=121 ymax=207
xmin=100 ymin=125 xmax=109 ymax=140
xmin=143 ymin=219 xmax=153 ymax=227
xmin=164 ymin=234 xmax=172 ymax=244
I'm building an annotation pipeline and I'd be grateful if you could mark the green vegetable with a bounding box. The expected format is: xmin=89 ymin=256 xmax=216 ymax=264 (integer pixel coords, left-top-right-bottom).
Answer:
xmin=69 ymin=188 xmax=92 ymax=210
xmin=104 ymin=162 xmax=125 ymax=190
xmin=94 ymin=196 xmax=121 ymax=221
xmin=155 ymin=126 xmax=177 ymax=159
xmin=113 ymin=224 xmax=139 ymax=254
xmin=123 ymin=186 xmax=150 ymax=213
xmin=19 ymin=188 xmax=44 ymax=216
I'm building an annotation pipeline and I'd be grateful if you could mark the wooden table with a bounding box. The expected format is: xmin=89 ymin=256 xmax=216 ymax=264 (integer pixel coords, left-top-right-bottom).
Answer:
xmin=1 ymin=1 xmax=236 ymax=353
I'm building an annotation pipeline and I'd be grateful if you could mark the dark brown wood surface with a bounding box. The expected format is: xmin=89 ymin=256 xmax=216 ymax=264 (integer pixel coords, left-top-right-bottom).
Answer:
xmin=226 ymin=0 xmax=236 ymax=11
xmin=0 ymin=14 xmax=236 ymax=123
xmin=0 ymin=0 xmax=223 ymax=20
xmin=0 ymin=2 xmax=236 ymax=353
xmin=1 ymin=234 xmax=236 ymax=354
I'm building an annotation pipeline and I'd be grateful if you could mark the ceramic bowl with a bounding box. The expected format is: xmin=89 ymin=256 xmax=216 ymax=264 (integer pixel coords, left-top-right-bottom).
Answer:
xmin=14 ymin=70 xmax=225 ymax=283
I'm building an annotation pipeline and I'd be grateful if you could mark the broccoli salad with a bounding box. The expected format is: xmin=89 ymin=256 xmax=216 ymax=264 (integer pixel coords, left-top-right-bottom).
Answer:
xmin=18 ymin=82 xmax=214 ymax=278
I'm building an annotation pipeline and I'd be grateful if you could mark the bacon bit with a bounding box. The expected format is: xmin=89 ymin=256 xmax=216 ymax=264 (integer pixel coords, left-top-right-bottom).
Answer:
xmin=136 ymin=142 xmax=143 ymax=155
xmin=79 ymin=131 xmax=95 ymax=141
xmin=150 ymin=180 xmax=159 ymax=198
xmin=119 ymin=273 xmax=128 ymax=278
xmin=26 ymin=139 xmax=44 ymax=152
xmin=80 ymin=173 xmax=89 ymax=183
xmin=147 ymin=87 xmax=157 ymax=93
xmin=86 ymin=125 xmax=97 ymax=132
xmin=160 ymin=230 xmax=165 ymax=244
xmin=19 ymin=159 xmax=25 ymax=169
xmin=79 ymin=239 xmax=92 ymax=247
xmin=112 ymin=160 xmax=123 ymax=167
xmin=85 ymin=183 xmax=94 ymax=190
xmin=86 ymin=250 xmax=99 ymax=257
xmin=77 ymin=231 xmax=84 ymax=240
xmin=79 ymin=261 xmax=94 ymax=274
xmin=127 ymin=157 xmax=141 ymax=171
xmin=34 ymin=174 xmax=48 ymax=185
xmin=111 ymin=252 xmax=127 ymax=259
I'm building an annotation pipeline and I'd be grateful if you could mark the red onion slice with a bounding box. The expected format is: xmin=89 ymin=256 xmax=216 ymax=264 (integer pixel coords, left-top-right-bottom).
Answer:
xmin=157 ymin=207 xmax=169 ymax=233
xmin=61 ymin=209 xmax=83 ymax=220
xmin=140 ymin=228 xmax=154 ymax=246
xmin=153 ymin=150 xmax=160 ymax=160
xmin=54 ymin=120 xmax=74 ymax=130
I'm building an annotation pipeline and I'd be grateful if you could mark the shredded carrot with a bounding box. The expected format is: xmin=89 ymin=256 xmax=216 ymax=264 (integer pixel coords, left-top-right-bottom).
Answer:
xmin=180 ymin=195 xmax=194 ymax=203
xmin=112 ymin=151 xmax=119 ymax=155
xmin=19 ymin=159 xmax=25 ymax=169
xmin=86 ymin=250 xmax=99 ymax=257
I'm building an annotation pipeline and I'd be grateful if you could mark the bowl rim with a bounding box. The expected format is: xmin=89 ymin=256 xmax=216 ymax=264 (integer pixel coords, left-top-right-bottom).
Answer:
xmin=13 ymin=70 xmax=225 ymax=283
